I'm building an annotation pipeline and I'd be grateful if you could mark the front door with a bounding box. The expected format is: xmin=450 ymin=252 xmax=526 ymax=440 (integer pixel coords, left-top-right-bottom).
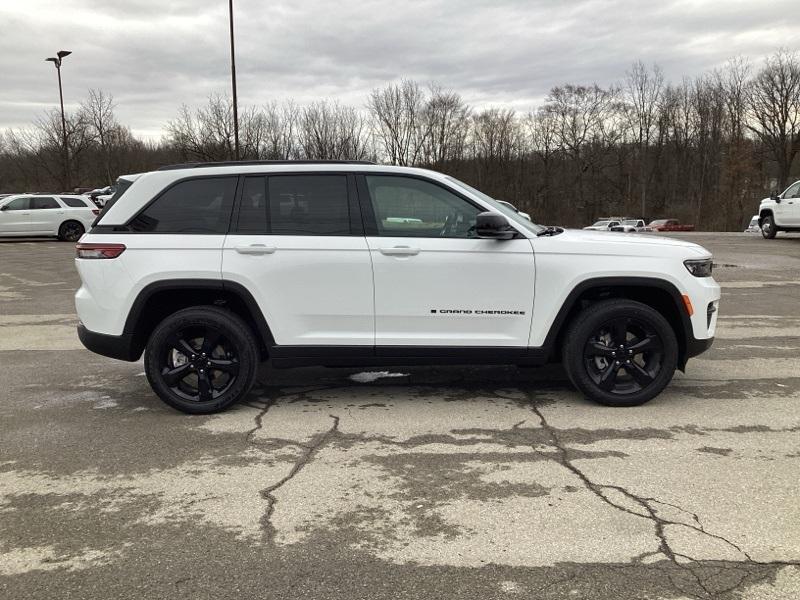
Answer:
xmin=0 ymin=197 xmax=32 ymax=234
xmin=360 ymin=174 xmax=535 ymax=348
xmin=780 ymin=182 xmax=800 ymax=226
xmin=222 ymin=173 xmax=374 ymax=347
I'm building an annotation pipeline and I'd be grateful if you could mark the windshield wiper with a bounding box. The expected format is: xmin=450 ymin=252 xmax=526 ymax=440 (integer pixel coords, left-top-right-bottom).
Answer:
xmin=536 ymin=226 xmax=563 ymax=237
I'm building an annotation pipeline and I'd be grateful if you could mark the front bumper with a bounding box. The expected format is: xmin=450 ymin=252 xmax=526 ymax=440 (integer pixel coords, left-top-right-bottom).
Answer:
xmin=78 ymin=323 xmax=141 ymax=361
xmin=686 ymin=335 xmax=714 ymax=359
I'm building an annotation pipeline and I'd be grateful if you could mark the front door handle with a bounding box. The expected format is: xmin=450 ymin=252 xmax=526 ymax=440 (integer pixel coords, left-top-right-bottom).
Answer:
xmin=235 ymin=244 xmax=276 ymax=255
xmin=379 ymin=246 xmax=420 ymax=256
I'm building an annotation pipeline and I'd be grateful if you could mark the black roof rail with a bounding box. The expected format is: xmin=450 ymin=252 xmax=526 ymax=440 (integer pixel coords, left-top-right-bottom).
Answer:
xmin=157 ymin=159 xmax=377 ymax=171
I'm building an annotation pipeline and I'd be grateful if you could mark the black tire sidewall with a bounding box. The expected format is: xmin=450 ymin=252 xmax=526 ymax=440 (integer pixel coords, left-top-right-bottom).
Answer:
xmin=761 ymin=216 xmax=777 ymax=239
xmin=144 ymin=306 xmax=259 ymax=414
xmin=59 ymin=221 xmax=84 ymax=242
xmin=563 ymin=300 xmax=678 ymax=407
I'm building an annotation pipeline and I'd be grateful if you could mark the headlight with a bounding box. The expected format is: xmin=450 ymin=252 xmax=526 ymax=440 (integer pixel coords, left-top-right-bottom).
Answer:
xmin=684 ymin=258 xmax=713 ymax=277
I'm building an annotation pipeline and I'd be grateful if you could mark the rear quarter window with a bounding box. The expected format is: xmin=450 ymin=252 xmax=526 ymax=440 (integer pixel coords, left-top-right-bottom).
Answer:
xmin=61 ymin=197 xmax=91 ymax=208
xmin=129 ymin=177 xmax=237 ymax=234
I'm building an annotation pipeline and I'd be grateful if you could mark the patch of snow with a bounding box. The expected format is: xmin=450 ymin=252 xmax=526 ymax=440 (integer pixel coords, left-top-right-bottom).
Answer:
xmin=349 ymin=371 xmax=409 ymax=383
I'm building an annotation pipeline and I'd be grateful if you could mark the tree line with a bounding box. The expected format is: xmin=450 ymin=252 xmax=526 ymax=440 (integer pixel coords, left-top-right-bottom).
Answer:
xmin=1 ymin=50 xmax=798 ymax=229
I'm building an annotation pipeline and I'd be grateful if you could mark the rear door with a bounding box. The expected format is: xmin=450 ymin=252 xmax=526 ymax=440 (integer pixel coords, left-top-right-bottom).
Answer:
xmin=28 ymin=196 xmax=62 ymax=233
xmin=359 ymin=174 xmax=535 ymax=348
xmin=222 ymin=173 xmax=374 ymax=347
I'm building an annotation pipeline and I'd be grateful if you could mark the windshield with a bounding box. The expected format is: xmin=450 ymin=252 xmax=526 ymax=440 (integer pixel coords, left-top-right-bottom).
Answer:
xmin=622 ymin=220 xmax=640 ymax=226
xmin=445 ymin=176 xmax=545 ymax=234
xmin=591 ymin=221 xmax=610 ymax=227
xmin=649 ymin=219 xmax=668 ymax=226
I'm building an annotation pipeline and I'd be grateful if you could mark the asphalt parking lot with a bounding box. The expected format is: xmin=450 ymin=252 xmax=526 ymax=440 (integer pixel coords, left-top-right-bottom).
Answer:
xmin=1 ymin=232 xmax=799 ymax=599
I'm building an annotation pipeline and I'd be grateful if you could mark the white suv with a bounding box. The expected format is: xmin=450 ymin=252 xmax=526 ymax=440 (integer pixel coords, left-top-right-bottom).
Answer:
xmin=0 ymin=194 xmax=99 ymax=241
xmin=75 ymin=161 xmax=720 ymax=414
xmin=759 ymin=180 xmax=800 ymax=239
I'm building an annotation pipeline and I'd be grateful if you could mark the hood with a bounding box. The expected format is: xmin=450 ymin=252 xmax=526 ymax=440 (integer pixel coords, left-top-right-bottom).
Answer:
xmin=535 ymin=228 xmax=710 ymax=258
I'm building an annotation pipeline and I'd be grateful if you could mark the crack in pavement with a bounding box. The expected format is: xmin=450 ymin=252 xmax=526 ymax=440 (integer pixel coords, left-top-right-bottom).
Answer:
xmin=245 ymin=390 xmax=341 ymax=543
xmin=524 ymin=392 xmax=799 ymax=598
xmin=258 ymin=414 xmax=340 ymax=541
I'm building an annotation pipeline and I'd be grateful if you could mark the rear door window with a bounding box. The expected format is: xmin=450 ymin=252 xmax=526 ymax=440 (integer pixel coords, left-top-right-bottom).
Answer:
xmin=267 ymin=175 xmax=350 ymax=236
xmin=31 ymin=197 xmax=59 ymax=210
xmin=129 ymin=177 xmax=237 ymax=233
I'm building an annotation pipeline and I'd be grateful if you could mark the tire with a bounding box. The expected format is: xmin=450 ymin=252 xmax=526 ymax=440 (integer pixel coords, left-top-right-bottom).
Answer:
xmin=58 ymin=221 xmax=85 ymax=242
xmin=561 ymin=299 xmax=678 ymax=407
xmin=144 ymin=306 xmax=259 ymax=414
xmin=761 ymin=215 xmax=777 ymax=239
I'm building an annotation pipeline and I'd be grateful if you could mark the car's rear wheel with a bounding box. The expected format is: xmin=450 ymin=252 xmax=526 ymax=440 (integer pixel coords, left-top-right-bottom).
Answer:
xmin=761 ymin=215 xmax=777 ymax=239
xmin=562 ymin=299 xmax=678 ymax=407
xmin=144 ymin=306 xmax=259 ymax=414
xmin=58 ymin=220 xmax=84 ymax=242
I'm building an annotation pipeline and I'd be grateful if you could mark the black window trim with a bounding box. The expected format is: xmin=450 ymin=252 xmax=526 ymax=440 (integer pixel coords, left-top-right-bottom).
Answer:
xmin=355 ymin=172 xmax=520 ymax=239
xmin=229 ymin=171 xmax=363 ymax=237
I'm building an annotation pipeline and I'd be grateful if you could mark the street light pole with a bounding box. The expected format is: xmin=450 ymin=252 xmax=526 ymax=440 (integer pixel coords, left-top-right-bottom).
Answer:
xmin=45 ymin=50 xmax=72 ymax=190
xmin=228 ymin=0 xmax=240 ymax=160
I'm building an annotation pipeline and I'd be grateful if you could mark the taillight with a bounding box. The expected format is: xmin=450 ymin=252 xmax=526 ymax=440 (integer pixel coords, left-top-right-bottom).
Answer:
xmin=76 ymin=243 xmax=126 ymax=259
xmin=92 ymin=209 xmax=100 ymax=215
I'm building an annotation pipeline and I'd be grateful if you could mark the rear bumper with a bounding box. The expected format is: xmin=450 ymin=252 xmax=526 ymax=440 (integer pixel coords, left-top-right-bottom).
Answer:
xmin=77 ymin=323 xmax=141 ymax=361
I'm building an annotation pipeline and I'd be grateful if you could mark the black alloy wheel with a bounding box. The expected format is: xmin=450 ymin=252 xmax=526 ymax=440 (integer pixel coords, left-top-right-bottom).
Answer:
xmin=160 ymin=327 xmax=240 ymax=403
xmin=562 ymin=299 xmax=678 ymax=407
xmin=144 ymin=306 xmax=259 ymax=414
xmin=583 ymin=316 xmax=664 ymax=395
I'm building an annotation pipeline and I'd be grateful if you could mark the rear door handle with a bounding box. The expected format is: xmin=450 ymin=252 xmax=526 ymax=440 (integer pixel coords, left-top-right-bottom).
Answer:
xmin=235 ymin=244 xmax=276 ymax=255
xmin=379 ymin=246 xmax=420 ymax=256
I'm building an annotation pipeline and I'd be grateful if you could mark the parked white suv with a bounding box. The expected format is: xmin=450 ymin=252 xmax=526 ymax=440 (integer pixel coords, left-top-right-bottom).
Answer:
xmin=75 ymin=161 xmax=720 ymax=414
xmin=0 ymin=194 xmax=99 ymax=241
xmin=759 ymin=180 xmax=800 ymax=238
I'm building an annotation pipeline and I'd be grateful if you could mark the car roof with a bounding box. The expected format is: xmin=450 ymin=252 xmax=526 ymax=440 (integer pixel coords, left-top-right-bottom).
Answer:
xmin=98 ymin=163 xmax=477 ymax=227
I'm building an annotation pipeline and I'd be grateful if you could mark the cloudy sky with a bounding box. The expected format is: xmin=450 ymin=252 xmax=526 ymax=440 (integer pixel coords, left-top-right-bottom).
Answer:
xmin=0 ymin=0 xmax=796 ymax=139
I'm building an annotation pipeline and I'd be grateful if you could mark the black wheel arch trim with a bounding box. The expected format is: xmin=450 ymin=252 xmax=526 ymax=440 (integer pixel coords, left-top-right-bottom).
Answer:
xmin=539 ymin=276 xmax=701 ymax=369
xmin=119 ymin=278 xmax=276 ymax=360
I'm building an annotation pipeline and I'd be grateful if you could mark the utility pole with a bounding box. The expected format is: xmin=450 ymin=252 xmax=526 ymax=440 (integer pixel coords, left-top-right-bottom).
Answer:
xmin=228 ymin=0 xmax=240 ymax=160
xmin=45 ymin=50 xmax=72 ymax=190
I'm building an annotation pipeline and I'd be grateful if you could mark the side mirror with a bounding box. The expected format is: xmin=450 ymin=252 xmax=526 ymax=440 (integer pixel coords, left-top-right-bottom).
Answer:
xmin=771 ymin=190 xmax=781 ymax=203
xmin=476 ymin=212 xmax=515 ymax=240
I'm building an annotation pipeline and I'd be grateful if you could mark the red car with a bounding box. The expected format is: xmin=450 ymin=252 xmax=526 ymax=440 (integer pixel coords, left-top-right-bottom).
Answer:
xmin=648 ymin=219 xmax=695 ymax=232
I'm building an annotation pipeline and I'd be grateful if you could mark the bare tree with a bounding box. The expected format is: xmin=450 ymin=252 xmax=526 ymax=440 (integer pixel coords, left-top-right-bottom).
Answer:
xmin=421 ymin=85 xmax=470 ymax=166
xmin=298 ymin=101 xmax=371 ymax=160
xmin=81 ymin=89 xmax=119 ymax=184
xmin=623 ymin=61 xmax=664 ymax=219
xmin=746 ymin=49 xmax=800 ymax=189
xmin=367 ymin=79 xmax=430 ymax=165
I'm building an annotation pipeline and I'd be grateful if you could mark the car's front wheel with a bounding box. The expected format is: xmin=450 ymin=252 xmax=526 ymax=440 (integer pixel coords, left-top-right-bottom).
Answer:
xmin=562 ymin=299 xmax=678 ymax=407
xmin=144 ymin=306 xmax=259 ymax=414
xmin=760 ymin=215 xmax=777 ymax=239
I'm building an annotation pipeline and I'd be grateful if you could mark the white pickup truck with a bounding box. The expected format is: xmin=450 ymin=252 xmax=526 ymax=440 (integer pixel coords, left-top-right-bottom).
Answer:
xmin=759 ymin=180 xmax=800 ymax=239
